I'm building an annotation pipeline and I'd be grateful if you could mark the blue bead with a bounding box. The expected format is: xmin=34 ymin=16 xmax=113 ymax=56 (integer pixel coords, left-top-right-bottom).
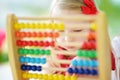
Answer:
xmin=37 ymin=66 xmax=42 ymax=71
xmin=74 ymin=68 xmax=79 ymax=74
xmin=21 ymin=64 xmax=26 ymax=71
xmin=83 ymin=60 xmax=90 ymax=67
xmin=36 ymin=58 xmax=41 ymax=64
xmin=19 ymin=56 xmax=25 ymax=63
xmin=67 ymin=68 xmax=73 ymax=74
xmin=25 ymin=57 xmax=30 ymax=63
xmin=31 ymin=65 xmax=37 ymax=71
xmin=72 ymin=60 xmax=77 ymax=66
xmin=26 ymin=65 xmax=32 ymax=70
xmin=78 ymin=60 xmax=83 ymax=67
xmin=91 ymin=69 xmax=98 ymax=75
xmin=30 ymin=58 xmax=35 ymax=63
xmin=41 ymin=58 xmax=46 ymax=64
xmin=85 ymin=69 xmax=91 ymax=75
xmin=90 ymin=60 xmax=98 ymax=67
xmin=78 ymin=68 xmax=84 ymax=74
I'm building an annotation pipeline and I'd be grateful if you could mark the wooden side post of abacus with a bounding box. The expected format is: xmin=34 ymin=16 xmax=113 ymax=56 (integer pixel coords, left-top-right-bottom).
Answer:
xmin=7 ymin=14 xmax=23 ymax=80
xmin=96 ymin=12 xmax=111 ymax=80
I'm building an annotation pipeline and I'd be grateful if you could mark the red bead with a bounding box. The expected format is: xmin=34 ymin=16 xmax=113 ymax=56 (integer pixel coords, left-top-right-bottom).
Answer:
xmin=22 ymin=41 xmax=28 ymax=46
xmin=39 ymin=41 xmax=44 ymax=46
xmin=50 ymin=41 xmax=55 ymax=47
xmin=81 ymin=42 xmax=87 ymax=50
xmin=16 ymin=40 xmax=22 ymax=46
xmin=44 ymin=41 xmax=49 ymax=47
xmin=28 ymin=41 xmax=33 ymax=46
xmin=87 ymin=41 xmax=92 ymax=50
xmin=33 ymin=41 xmax=39 ymax=46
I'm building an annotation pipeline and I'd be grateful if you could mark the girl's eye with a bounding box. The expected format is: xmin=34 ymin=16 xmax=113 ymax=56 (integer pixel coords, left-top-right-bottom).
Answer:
xmin=72 ymin=29 xmax=83 ymax=32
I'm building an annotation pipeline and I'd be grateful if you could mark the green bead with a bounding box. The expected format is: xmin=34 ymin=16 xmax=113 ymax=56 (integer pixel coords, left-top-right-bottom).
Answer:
xmin=82 ymin=50 xmax=88 ymax=57
xmin=88 ymin=50 xmax=97 ymax=58
xmin=40 ymin=49 xmax=45 ymax=55
xmin=18 ymin=48 xmax=24 ymax=54
xmin=29 ymin=49 xmax=34 ymax=54
xmin=45 ymin=49 xmax=51 ymax=55
xmin=24 ymin=49 xmax=29 ymax=54
xmin=77 ymin=50 xmax=83 ymax=57
xmin=92 ymin=51 xmax=97 ymax=58
xmin=34 ymin=49 xmax=40 ymax=55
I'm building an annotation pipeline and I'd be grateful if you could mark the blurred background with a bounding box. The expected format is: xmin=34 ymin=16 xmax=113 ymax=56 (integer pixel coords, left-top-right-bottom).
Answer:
xmin=0 ymin=0 xmax=119 ymax=80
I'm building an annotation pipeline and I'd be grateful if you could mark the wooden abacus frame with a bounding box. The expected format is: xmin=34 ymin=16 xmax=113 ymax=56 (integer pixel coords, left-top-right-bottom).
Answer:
xmin=7 ymin=12 xmax=111 ymax=80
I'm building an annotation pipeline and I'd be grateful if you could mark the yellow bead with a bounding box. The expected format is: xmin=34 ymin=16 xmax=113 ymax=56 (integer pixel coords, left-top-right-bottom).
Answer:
xmin=32 ymin=74 xmax=38 ymax=79
xmin=20 ymin=23 xmax=25 ymax=29
xmin=14 ymin=23 xmax=19 ymax=30
xmin=71 ymin=75 xmax=77 ymax=80
xmin=53 ymin=23 xmax=57 ymax=30
xmin=27 ymin=73 xmax=32 ymax=78
xmin=65 ymin=75 xmax=71 ymax=80
xmin=90 ymin=22 xmax=97 ymax=31
xmin=47 ymin=23 xmax=53 ymax=29
xmin=38 ymin=74 xmax=43 ymax=79
xmin=58 ymin=23 xmax=64 ymax=31
xmin=22 ymin=73 xmax=27 ymax=79
xmin=48 ymin=74 xmax=53 ymax=80
xmin=43 ymin=74 xmax=48 ymax=79
xmin=53 ymin=74 xmax=59 ymax=80
xmin=58 ymin=75 xmax=64 ymax=80
xmin=41 ymin=23 xmax=47 ymax=29
xmin=30 ymin=23 xmax=35 ymax=29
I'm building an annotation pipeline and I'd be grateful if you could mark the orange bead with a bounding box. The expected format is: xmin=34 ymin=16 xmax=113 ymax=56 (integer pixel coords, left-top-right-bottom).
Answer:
xmin=43 ymin=32 xmax=48 ymax=37
xmin=15 ymin=31 xmax=21 ymax=38
xmin=92 ymin=32 xmax=96 ymax=40
xmin=53 ymin=32 xmax=59 ymax=38
xmin=21 ymin=32 xmax=26 ymax=37
xmin=26 ymin=32 xmax=31 ymax=37
xmin=32 ymin=32 xmax=37 ymax=37
xmin=37 ymin=32 xmax=43 ymax=37
xmin=48 ymin=32 xmax=53 ymax=37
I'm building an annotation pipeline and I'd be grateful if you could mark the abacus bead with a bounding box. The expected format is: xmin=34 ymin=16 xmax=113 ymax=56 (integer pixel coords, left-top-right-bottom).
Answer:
xmin=74 ymin=68 xmax=79 ymax=74
xmin=78 ymin=59 xmax=83 ymax=67
xmin=15 ymin=31 xmax=21 ymax=37
xmin=32 ymin=32 xmax=37 ymax=37
xmin=79 ymin=68 xmax=84 ymax=74
xmin=25 ymin=57 xmax=30 ymax=63
xmin=45 ymin=49 xmax=51 ymax=55
xmin=90 ymin=23 xmax=97 ymax=31
xmin=31 ymin=65 xmax=37 ymax=71
xmin=18 ymin=48 xmax=24 ymax=54
xmin=71 ymin=75 xmax=77 ymax=80
xmin=38 ymin=74 xmax=43 ymax=79
xmin=39 ymin=41 xmax=44 ymax=46
xmin=22 ymin=41 xmax=28 ymax=46
xmin=53 ymin=74 xmax=58 ymax=80
xmin=50 ymin=41 xmax=54 ymax=47
xmin=65 ymin=75 xmax=71 ymax=80
xmin=33 ymin=41 xmax=39 ymax=46
xmin=85 ymin=69 xmax=91 ymax=75
xmin=17 ymin=40 xmax=22 ymax=46
xmin=67 ymin=68 xmax=73 ymax=74
xmin=32 ymin=74 xmax=37 ymax=79
xmin=38 ymin=32 xmax=43 ymax=37
xmin=34 ymin=49 xmax=40 ymax=55
xmin=29 ymin=49 xmax=34 ymax=54
xmin=37 ymin=66 xmax=42 ymax=71
xmin=30 ymin=58 xmax=35 ymax=63
xmin=21 ymin=64 xmax=27 ymax=71
xmin=91 ymin=69 xmax=98 ymax=75
xmin=43 ymin=74 xmax=48 ymax=80
xmin=27 ymin=73 xmax=32 ymax=78
xmin=82 ymin=50 xmax=88 ymax=57
xmin=58 ymin=75 xmax=64 ymax=80
xmin=36 ymin=58 xmax=41 ymax=64
xmin=44 ymin=41 xmax=49 ymax=47
xmin=72 ymin=60 xmax=77 ymax=66
xmin=21 ymin=32 xmax=26 ymax=37
xmin=53 ymin=32 xmax=59 ymax=38
xmin=22 ymin=73 xmax=27 ymax=78
xmin=41 ymin=58 xmax=46 ymax=64
xmin=58 ymin=23 xmax=64 ymax=31
xmin=19 ymin=56 xmax=25 ymax=63
xmin=26 ymin=32 xmax=31 ymax=37
xmin=43 ymin=32 xmax=48 ymax=37
xmin=83 ymin=60 xmax=89 ymax=67
xmin=77 ymin=50 xmax=82 ymax=57
xmin=40 ymin=49 xmax=45 ymax=55
xmin=26 ymin=65 xmax=32 ymax=70
xmin=24 ymin=49 xmax=29 ymax=54
xmin=48 ymin=74 xmax=53 ymax=80
xmin=28 ymin=41 xmax=33 ymax=46
xmin=48 ymin=32 xmax=53 ymax=37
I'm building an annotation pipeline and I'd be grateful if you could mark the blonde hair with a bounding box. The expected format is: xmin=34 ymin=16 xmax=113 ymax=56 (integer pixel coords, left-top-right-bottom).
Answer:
xmin=50 ymin=0 xmax=86 ymax=16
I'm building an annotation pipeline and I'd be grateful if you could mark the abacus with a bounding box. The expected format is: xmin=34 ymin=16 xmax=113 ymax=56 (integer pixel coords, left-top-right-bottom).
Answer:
xmin=7 ymin=12 xmax=111 ymax=80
